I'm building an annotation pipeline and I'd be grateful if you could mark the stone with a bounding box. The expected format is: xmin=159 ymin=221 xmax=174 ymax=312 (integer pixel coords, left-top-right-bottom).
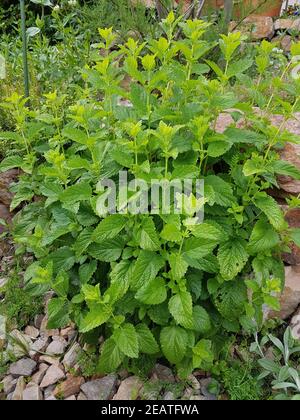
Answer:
xmin=44 ymin=385 xmax=56 ymax=399
xmin=24 ymin=325 xmax=39 ymax=339
xmin=280 ymin=35 xmax=293 ymax=53
xmin=0 ymin=169 xmax=20 ymax=206
xmin=113 ymin=376 xmax=143 ymax=400
xmin=282 ymin=208 xmax=300 ymax=265
xmin=268 ymin=266 xmax=300 ymax=320
xmin=152 ymin=364 xmax=175 ymax=383
xmin=188 ymin=374 xmax=201 ymax=391
xmin=199 ymin=378 xmax=217 ymax=400
xmin=11 ymin=377 xmax=25 ymax=400
xmin=274 ymin=18 xmax=300 ymax=32
xmin=40 ymin=365 xmax=65 ymax=388
xmin=278 ymin=143 xmax=300 ymax=195
xmin=77 ymin=392 xmax=87 ymax=401
xmin=7 ymin=329 xmax=32 ymax=358
xmin=163 ymin=391 xmax=175 ymax=400
xmin=65 ymin=395 xmax=76 ymax=400
xmin=45 ymin=395 xmax=57 ymax=400
xmin=2 ymin=375 xmax=17 ymax=394
xmin=0 ymin=205 xmax=11 ymax=233
xmin=9 ymin=358 xmax=37 ymax=377
xmin=54 ymin=375 xmax=84 ymax=399
xmin=31 ymin=364 xmax=49 ymax=385
xmin=46 ymin=337 xmax=67 ymax=356
xmin=23 ymin=384 xmax=43 ymax=400
xmin=190 ymin=395 xmax=210 ymax=400
xmin=63 ymin=342 xmax=82 ymax=369
xmin=34 ymin=314 xmax=44 ymax=330
xmin=230 ymin=16 xmax=274 ymax=40
xmin=30 ymin=336 xmax=49 ymax=357
xmin=39 ymin=355 xmax=60 ymax=366
xmin=182 ymin=387 xmax=194 ymax=400
xmin=40 ymin=316 xmax=59 ymax=338
xmin=80 ymin=375 xmax=117 ymax=400
xmin=290 ymin=307 xmax=300 ymax=340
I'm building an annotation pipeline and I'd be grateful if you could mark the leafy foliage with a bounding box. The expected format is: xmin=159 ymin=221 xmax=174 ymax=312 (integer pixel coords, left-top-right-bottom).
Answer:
xmin=2 ymin=14 xmax=300 ymax=377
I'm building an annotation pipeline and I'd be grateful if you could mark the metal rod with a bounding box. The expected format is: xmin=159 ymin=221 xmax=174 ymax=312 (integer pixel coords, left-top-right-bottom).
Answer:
xmin=20 ymin=0 xmax=30 ymax=100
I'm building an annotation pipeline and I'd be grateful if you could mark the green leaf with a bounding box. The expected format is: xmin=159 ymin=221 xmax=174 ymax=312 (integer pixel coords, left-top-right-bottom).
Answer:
xmin=79 ymin=260 xmax=98 ymax=284
xmin=225 ymin=128 xmax=266 ymax=146
xmin=88 ymin=238 xmax=124 ymax=262
xmin=0 ymin=155 xmax=23 ymax=172
xmin=248 ymin=218 xmax=280 ymax=254
xmin=160 ymin=325 xmax=187 ymax=364
xmin=218 ymin=238 xmax=249 ymax=280
xmin=160 ymin=223 xmax=182 ymax=242
xmin=79 ymin=303 xmax=111 ymax=333
xmin=136 ymin=324 xmax=160 ymax=354
xmin=98 ymin=338 xmax=124 ymax=374
xmin=62 ymin=127 xmax=89 ymax=145
xmin=207 ymin=141 xmax=232 ymax=157
xmin=113 ymin=323 xmax=139 ymax=358
xmin=290 ymin=228 xmax=300 ymax=247
xmin=205 ymin=175 xmax=235 ymax=207
xmin=60 ymin=182 xmax=92 ymax=204
xmin=93 ymin=215 xmax=126 ymax=242
xmin=254 ymin=193 xmax=286 ymax=231
xmin=73 ymin=227 xmax=93 ymax=257
xmin=169 ymin=252 xmax=188 ymax=280
xmin=192 ymin=339 xmax=214 ymax=368
xmin=192 ymin=306 xmax=211 ymax=335
xmin=190 ymin=222 xmax=224 ymax=243
xmin=169 ymin=291 xmax=194 ymax=329
xmin=131 ymin=251 xmax=164 ymax=290
xmin=108 ymin=260 xmax=133 ymax=301
xmin=47 ymin=298 xmax=70 ymax=329
xmin=138 ymin=217 xmax=161 ymax=251
xmin=52 ymin=272 xmax=69 ymax=297
xmin=44 ymin=247 xmax=75 ymax=273
xmin=272 ymin=160 xmax=300 ymax=179
xmin=182 ymin=237 xmax=218 ymax=260
xmin=135 ymin=276 xmax=167 ymax=305
xmin=148 ymin=303 xmax=170 ymax=326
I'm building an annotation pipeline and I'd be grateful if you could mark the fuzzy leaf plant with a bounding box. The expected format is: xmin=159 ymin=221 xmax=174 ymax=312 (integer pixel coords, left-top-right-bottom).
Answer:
xmin=2 ymin=13 xmax=300 ymax=377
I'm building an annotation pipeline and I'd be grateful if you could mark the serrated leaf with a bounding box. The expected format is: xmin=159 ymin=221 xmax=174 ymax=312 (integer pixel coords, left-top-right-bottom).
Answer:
xmin=135 ymin=276 xmax=167 ymax=305
xmin=88 ymin=238 xmax=124 ymax=262
xmin=136 ymin=324 xmax=160 ymax=354
xmin=79 ymin=303 xmax=111 ymax=333
xmin=168 ymin=252 xmax=188 ymax=280
xmin=52 ymin=272 xmax=69 ymax=297
xmin=98 ymin=338 xmax=124 ymax=373
xmin=218 ymin=238 xmax=249 ymax=280
xmin=272 ymin=160 xmax=300 ymax=179
xmin=47 ymin=298 xmax=70 ymax=329
xmin=254 ymin=193 xmax=286 ymax=231
xmin=192 ymin=306 xmax=211 ymax=335
xmin=205 ymin=175 xmax=235 ymax=207
xmin=160 ymin=325 xmax=187 ymax=364
xmin=93 ymin=214 xmax=126 ymax=242
xmin=44 ymin=246 xmax=75 ymax=273
xmin=139 ymin=217 xmax=161 ymax=251
xmin=0 ymin=155 xmax=23 ymax=172
xmin=248 ymin=218 xmax=280 ymax=254
xmin=182 ymin=237 xmax=218 ymax=260
xmin=131 ymin=251 xmax=164 ymax=290
xmin=73 ymin=227 xmax=93 ymax=257
xmin=190 ymin=222 xmax=224 ymax=242
xmin=169 ymin=291 xmax=194 ymax=329
xmin=79 ymin=260 xmax=98 ymax=284
xmin=113 ymin=323 xmax=139 ymax=358
xmin=60 ymin=182 xmax=92 ymax=204
xmin=225 ymin=128 xmax=267 ymax=146
xmin=160 ymin=223 xmax=182 ymax=242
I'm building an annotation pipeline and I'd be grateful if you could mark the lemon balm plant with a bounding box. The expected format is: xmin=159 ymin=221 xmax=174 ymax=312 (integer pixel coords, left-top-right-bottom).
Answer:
xmin=2 ymin=13 xmax=300 ymax=377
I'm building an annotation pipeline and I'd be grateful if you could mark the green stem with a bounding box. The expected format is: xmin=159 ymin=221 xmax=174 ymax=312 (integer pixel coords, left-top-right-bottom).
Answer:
xmin=20 ymin=0 xmax=30 ymax=102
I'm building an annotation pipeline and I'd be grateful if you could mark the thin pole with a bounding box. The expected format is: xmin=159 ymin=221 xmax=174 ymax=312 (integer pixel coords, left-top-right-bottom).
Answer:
xmin=20 ymin=0 xmax=30 ymax=100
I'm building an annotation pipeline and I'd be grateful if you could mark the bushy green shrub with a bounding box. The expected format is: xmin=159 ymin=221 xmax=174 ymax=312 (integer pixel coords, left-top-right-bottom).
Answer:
xmin=1 ymin=13 xmax=300 ymax=377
